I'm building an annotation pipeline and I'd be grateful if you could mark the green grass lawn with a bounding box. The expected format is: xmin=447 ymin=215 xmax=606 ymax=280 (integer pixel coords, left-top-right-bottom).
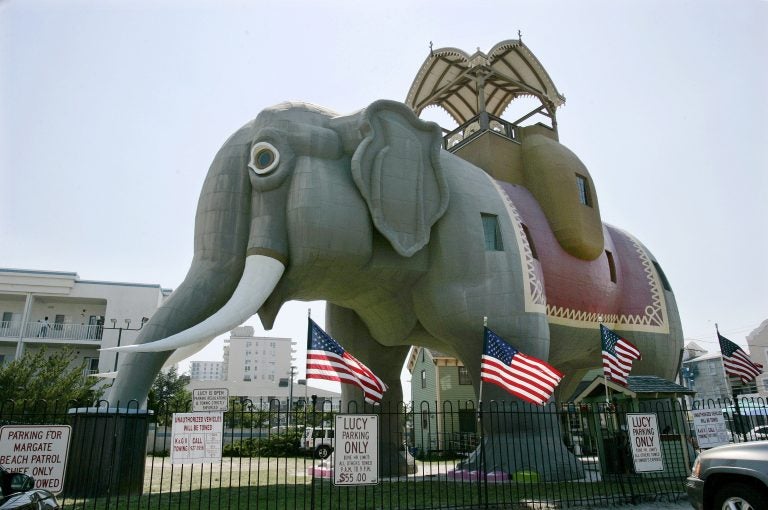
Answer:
xmin=57 ymin=457 xmax=686 ymax=510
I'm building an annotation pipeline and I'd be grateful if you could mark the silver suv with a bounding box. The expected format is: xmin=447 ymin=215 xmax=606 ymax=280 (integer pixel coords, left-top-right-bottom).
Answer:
xmin=686 ymin=441 xmax=768 ymax=510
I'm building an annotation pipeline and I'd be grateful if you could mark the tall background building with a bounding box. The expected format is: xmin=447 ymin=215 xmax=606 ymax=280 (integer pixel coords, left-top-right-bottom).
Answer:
xmin=187 ymin=326 xmax=338 ymax=402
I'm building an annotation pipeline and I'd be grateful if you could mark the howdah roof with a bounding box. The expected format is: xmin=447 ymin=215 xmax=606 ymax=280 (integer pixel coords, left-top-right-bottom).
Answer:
xmin=405 ymin=39 xmax=565 ymax=125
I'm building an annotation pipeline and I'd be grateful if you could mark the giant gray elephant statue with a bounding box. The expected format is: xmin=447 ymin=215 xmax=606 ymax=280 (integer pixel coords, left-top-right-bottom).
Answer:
xmin=108 ymin=100 xmax=683 ymax=479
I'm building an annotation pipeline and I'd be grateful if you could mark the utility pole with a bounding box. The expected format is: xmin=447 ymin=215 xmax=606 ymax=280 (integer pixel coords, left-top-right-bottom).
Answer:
xmin=104 ymin=317 xmax=149 ymax=372
xmin=287 ymin=365 xmax=297 ymax=426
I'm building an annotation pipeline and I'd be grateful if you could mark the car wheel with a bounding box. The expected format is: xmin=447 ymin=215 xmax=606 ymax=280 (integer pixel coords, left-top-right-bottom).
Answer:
xmin=315 ymin=445 xmax=332 ymax=459
xmin=713 ymin=482 xmax=767 ymax=510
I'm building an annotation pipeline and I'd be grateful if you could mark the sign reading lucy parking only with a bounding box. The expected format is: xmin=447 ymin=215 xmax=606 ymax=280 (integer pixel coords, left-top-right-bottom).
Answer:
xmin=0 ymin=425 xmax=71 ymax=493
xmin=171 ymin=412 xmax=223 ymax=464
xmin=626 ymin=413 xmax=664 ymax=472
xmin=333 ymin=414 xmax=378 ymax=485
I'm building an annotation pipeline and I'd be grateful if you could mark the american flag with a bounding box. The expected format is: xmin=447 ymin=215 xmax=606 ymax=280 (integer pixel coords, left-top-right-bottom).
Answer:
xmin=480 ymin=328 xmax=563 ymax=406
xmin=601 ymin=324 xmax=641 ymax=386
xmin=305 ymin=319 xmax=387 ymax=404
xmin=719 ymin=333 xmax=763 ymax=383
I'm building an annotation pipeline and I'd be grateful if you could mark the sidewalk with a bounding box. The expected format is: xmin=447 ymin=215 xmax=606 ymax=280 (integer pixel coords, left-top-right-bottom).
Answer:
xmin=569 ymin=496 xmax=690 ymax=509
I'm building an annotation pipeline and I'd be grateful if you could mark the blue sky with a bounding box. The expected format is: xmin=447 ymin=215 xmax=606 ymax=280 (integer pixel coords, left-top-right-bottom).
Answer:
xmin=2 ymin=0 xmax=766 ymax=383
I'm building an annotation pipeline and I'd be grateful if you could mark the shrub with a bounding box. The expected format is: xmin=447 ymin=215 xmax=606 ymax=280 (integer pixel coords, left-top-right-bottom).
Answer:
xmin=223 ymin=430 xmax=302 ymax=458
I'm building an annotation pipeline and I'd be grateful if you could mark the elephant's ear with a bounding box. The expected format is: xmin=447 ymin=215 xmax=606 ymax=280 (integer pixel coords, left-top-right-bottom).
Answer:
xmin=351 ymin=100 xmax=449 ymax=257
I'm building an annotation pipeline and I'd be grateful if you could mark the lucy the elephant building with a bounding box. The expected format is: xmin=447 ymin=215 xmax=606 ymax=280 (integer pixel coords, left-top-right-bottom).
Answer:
xmin=106 ymin=40 xmax=683 ymax=479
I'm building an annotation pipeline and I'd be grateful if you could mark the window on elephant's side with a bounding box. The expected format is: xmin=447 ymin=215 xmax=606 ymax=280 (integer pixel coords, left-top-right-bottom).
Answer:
xmin=652 ymin=261 xmax=672 ymax=291
xmin=481 ymin=214 xmax=503 ymax=251
xmin=606 ymin=250 xmax=617 ymax=283
xmin=521 ymin=224 xmax=538 ymax=259
xmin=576 ymin=174 xmax=592 ymax=207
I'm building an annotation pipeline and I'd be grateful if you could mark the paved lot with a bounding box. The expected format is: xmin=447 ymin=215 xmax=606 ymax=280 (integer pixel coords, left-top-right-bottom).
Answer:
xmin=570 ymin=497 xmax=690 ymax=510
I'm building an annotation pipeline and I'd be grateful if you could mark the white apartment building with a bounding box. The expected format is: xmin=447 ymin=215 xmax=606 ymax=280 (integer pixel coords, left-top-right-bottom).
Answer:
xmin=188 ymin=326 xmax=339 ymax=402
xmin=227 ymin=326 xmax=294 ymax=385
xmin=0 ymin=267 xmax=171 ymax=376
xmin=189 ymin=360 xmax=225 ymax=381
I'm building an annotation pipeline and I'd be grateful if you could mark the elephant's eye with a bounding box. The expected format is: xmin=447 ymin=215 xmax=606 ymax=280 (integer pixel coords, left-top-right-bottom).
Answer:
xmin=248 ymin=142 xmax=280 ymax=175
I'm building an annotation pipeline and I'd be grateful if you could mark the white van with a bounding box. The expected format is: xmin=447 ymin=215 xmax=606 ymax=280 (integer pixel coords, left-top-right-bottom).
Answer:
xmin=302 ymin=427 xmax=334 ymax=459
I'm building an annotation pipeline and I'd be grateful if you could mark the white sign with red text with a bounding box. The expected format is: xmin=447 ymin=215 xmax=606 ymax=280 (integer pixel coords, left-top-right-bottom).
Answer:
xmin=692 ymin=409 xmax=729 ymax=448
xmin=0 ymin=425 xmax=71 ymax=493
xmin=170 ymin=412 xmax=223 ymax=464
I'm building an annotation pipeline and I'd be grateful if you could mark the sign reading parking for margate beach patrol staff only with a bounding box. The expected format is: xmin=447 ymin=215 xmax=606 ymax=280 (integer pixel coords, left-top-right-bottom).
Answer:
xmin=0 ymin=425 xmax=71 ymax=493
xmin=627 ymin=413 xmax=663 ymax=472
xmin=171 ymin=412 xmax=223 ymax=464
xmin=334 ymin=414 xmax=378 ymax=485
xmin=192 ymin=388 xmax=229 ymax=412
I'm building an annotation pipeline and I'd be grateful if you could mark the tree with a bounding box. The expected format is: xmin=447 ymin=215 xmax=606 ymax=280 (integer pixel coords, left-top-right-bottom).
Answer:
xmin=0 ymin=347 xmax=103 ymax=409
xmin=147 ymin=366 xmax=191 ymax=422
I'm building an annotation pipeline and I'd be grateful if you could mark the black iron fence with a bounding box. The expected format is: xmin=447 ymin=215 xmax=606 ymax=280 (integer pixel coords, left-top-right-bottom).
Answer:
xmin=1 ymin=396 xmax=766 ymax=509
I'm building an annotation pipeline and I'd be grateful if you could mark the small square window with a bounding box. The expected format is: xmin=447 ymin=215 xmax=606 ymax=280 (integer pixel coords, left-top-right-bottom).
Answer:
xmin=481 ymin=214 xmax=503 ymax=251
xmin=458 ymin=366 xmax=471 ymax=385
xmin=576 ymin=174 xmax=592 ymax=207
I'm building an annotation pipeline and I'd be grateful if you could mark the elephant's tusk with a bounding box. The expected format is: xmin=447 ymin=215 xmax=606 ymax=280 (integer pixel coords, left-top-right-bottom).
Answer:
xmin=93 ymin=371 xmax=118 ymax=379
xmin=100 ymin=255 xmax=285 ymax=353
xmin=163 ymin=337 xmax=215 ymax=366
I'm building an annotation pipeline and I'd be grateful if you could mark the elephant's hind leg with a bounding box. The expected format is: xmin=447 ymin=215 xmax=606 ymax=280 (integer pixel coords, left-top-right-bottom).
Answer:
xmin=325 ymin=303 xmax=415 ymax=475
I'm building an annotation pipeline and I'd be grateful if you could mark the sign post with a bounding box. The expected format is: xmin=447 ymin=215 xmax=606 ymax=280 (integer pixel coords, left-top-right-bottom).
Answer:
xmin=333 ymin=414 xmax=378 ymax=486
xmin=626 ymin=413 xmax=664 ymax=472
xmin=0 ymin=425 xmax=71 ymax=493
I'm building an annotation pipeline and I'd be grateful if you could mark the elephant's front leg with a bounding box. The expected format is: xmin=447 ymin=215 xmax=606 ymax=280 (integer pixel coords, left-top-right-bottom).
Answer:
xmin=325 ymin=303 xmax=415 ymax=476
xmin=445 ymin=320 xmax=585 ymax=481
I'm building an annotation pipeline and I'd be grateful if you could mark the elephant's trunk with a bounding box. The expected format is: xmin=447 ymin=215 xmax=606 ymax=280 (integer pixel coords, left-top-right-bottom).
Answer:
xmin=105 ymin=254 xmax=284 ymax=354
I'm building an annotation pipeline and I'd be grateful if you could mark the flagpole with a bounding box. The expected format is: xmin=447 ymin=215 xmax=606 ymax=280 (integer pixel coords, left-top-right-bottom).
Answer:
xmin=718 ymin=323 xmax=745 ymax=440
xmin=479 ymin=316 xmax=488 ymax=501
xmin=306 ymin=307 xmax=316 ymax=510
xmin=600 ymin=320 xmax=610 ymax=406
xmin=479 ymin=316 xmax=487 ymax=406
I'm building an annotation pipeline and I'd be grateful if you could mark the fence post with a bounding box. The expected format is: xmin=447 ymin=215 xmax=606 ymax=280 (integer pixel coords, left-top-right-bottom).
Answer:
xmin=476 ymin=399 xmax=488 ymax=509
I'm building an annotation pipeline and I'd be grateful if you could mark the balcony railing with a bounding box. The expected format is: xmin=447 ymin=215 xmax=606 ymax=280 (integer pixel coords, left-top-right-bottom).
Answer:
xmin=442 ymin=105 xmax=555 ymax=152
xmin=0 ymin=321 xmax=103 ymax=341
xmin=443 ymin=113 xmax=519 ymax=151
